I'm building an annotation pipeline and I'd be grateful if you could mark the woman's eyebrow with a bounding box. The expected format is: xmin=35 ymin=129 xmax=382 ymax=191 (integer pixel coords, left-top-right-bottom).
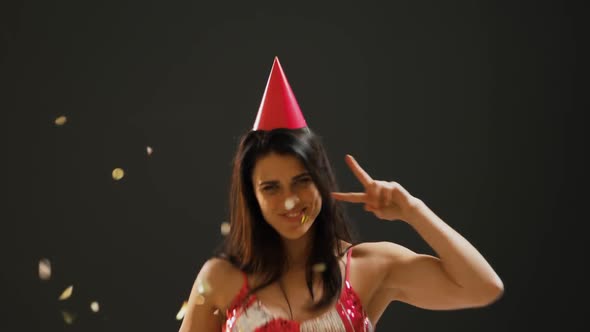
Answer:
xmin=292 ymin=172 xmax=311 ymax=181
xmin=258 ymin=172 xmax=311 ymax=186
xmin=259 ymin=179 xmax=279 ymax=186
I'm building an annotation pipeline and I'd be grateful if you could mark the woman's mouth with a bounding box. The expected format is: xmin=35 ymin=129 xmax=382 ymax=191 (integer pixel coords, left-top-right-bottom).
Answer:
xmin=282 ymin=208 xmax=306 ymax=221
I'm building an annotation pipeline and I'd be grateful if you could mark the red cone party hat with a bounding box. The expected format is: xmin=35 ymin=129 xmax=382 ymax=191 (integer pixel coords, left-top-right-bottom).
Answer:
xmin=252 ymin=57 xmax=308 ymax=131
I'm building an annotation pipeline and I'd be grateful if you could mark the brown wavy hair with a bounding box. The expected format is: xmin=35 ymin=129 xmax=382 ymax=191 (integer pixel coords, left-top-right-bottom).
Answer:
xmin=215 ymin=127 xmax=358 ymax=310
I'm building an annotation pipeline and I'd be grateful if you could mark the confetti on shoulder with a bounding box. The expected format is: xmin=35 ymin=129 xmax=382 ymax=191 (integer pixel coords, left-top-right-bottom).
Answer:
xmin=176 ymin=301 xmax=188 ymax=320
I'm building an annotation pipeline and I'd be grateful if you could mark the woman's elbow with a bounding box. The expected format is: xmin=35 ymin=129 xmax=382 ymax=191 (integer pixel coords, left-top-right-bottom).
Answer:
xmin=472 ymin=278 xmax=505 ymax=307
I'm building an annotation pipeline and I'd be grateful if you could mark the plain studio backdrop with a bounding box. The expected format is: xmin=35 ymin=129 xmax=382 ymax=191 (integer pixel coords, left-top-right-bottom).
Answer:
xmin=1 ymin=0 xmax=584 ymax=331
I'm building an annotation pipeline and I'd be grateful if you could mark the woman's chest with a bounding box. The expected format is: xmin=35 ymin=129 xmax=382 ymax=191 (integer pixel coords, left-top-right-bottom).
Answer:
xmin=253 ymin=275 xmax=332 ymax=322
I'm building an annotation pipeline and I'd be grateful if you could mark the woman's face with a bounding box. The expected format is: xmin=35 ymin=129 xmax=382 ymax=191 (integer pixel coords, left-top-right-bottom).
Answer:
xmin=251 ymin=152 xmax=322 ymax=240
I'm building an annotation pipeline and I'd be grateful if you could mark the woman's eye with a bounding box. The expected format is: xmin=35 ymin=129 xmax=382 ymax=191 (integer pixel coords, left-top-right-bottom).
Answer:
xmin=262 ymin=186 xmax=278 ymax=192
xmin=297 ymin=177 xmax=312 ymax=184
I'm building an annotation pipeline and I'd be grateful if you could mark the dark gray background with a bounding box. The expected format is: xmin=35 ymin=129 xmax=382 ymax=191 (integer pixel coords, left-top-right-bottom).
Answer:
xmin=1 ymin=0 xmax=584 ymax=331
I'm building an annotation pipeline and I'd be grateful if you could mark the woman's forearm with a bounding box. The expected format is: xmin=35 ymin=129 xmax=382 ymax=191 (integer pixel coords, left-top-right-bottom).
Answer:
xmin=405 ymin=200 xmax=504 ymax=297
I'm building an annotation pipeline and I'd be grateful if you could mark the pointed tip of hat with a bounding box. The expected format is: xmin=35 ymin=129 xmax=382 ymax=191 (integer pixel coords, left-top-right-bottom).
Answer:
xmin=252 ymin=58 xmax=307 ymax=131
xmin=272 ymin=56 xmax=280 ymax=70
xmin=270 ymin=56 xmax=282 ymax=75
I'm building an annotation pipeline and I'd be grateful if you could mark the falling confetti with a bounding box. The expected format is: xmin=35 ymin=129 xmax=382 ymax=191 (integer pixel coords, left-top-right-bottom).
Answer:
xmin=176 ymin=301 xmax=188 ymax=320
xmin=38 ymin=258 xmax=51 ymax=280
xmin=220 ymin=222 xmax=231 ymax=236
xmin=146 ymin=146 xmax=153 ymax=156
xmin=61 ymin=310 xmax=76 ymax=325
xmin=54 ymin=115 xmax=67 ymax=126
xmin=213 ymin=308 xmax=220 ymax=316
xmin=112 ymin=168 xmax=125 ymax=180
xmin=312 ymin=263 xmax=326 ymax=273
xmin=59 ymin=285 xmax=74 ymax=300
xmin=90 ymin=301 xmax=100 ymax=313
xmin=284 ymin=197 xmax=296 ymax=210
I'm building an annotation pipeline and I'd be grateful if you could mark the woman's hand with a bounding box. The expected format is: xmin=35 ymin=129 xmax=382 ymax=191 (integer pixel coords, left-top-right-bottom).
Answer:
xmin=331 ymin=155 xmax=420 ymax=222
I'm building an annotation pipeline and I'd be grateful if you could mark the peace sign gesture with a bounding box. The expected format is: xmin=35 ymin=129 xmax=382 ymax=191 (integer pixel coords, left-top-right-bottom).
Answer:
xmin=331 ymin=155 xmax=420 ymax=222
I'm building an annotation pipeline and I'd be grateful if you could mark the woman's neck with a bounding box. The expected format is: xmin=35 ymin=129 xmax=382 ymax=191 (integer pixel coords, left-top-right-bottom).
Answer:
xmin=282 ymin=231 xmax=314 ymax=269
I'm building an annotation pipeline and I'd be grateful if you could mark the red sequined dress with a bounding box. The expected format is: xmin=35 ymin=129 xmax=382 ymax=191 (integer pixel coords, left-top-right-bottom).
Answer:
xmin=223 ymin=248 xmax=374 ymax=331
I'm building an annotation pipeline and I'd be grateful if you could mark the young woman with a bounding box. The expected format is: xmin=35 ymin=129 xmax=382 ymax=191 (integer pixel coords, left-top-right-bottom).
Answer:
xmin=178 ymin=58 xmax=503 ymax=332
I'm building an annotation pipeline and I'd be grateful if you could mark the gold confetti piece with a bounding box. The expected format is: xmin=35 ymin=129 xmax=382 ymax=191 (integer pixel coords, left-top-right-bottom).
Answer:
xmin=312 ymin=263 xmax=326 ymax=273
xmin=220 ymin=222 xmax=231 ymax=236
xmin=300 ymin=214 xmax=308 ymax=225
xmin=38 ymin=258 xmax=51 ymax=280
xmin=213 ymin=308 xmax=220 ymax=315
xmin=54 ymin=115 xmax=67 ymax=126
xmin=194 ymin=294 xmax=205 ymax=305
xmin=90 ymin=301 xmax=100 ymax=313
xmin=61 ymin=310 xmax=76 ymax=325
xmin=176 ymin=301 xmax=188 ymax=320
xmin=146 ymin=146 xmax=153 ymax=156
xmin=59 ymin=285 xmax=74 ymax=300
xmin=112 ymin=168 xmax=125 ymax=180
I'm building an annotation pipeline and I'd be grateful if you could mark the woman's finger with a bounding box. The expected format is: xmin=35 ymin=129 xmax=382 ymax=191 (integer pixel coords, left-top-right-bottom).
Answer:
xmin=331 ymin=192 xmax=368 ymax=203
xmin=384 ymin=182 xmax=394 ymax=207
xmin=376 ymin=181 xmax=388 ymax=208
xmin=345 ymin=155 xmax=374 ymax=187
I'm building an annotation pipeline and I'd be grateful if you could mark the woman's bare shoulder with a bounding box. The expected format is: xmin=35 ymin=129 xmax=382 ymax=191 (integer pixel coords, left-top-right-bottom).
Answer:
xmin=199 ymin=257 xmax=241 ymax=277
xmin=194 ymin=257 xmax=246 ymax=309
xmin=350 ymin=241 xmax=415 ymax=263
xmin=343 ymin=241 xmax=414 ymax=311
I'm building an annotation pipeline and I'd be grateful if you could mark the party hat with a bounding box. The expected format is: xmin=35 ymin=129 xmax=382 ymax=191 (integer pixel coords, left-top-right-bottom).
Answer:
xmin=252 ymin=57 xmax=307 ymax=130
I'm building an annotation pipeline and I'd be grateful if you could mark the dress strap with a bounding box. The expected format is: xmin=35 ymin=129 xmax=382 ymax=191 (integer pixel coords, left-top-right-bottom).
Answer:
xmin=345 ymin=247 xmax=353 ymax=282
xmin=226 ymin=270 xmax=250 ymax=312
xmin=241 ymin=270 xmax=248 ymax=288
xmin=237 ymin=270 xmax=250 ymax=299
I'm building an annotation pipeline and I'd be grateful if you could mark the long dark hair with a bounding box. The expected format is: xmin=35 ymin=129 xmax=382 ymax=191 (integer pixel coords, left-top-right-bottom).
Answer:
xmin=216 ymin=127 xmax=358 ymax=310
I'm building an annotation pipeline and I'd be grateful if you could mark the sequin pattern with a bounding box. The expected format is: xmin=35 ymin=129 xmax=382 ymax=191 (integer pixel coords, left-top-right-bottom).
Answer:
xmin=223 ymin=248 xmax=374 ymax=332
